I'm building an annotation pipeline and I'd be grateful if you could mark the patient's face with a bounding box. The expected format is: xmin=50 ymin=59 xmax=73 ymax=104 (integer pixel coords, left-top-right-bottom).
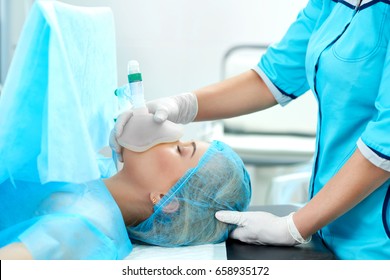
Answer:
xmin=122 ymin=141 xmax=210 ymax=194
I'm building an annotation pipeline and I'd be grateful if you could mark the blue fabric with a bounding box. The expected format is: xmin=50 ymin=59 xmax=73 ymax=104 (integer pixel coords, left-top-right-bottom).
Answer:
xmin=128 ymin=140 xmax=252 ymax=247
xmin=0 ymin=0 xmax=118 ymax=184
xmin=0 ymin=179 xmax=132 ymax=260
xmin=259 ymin=0 xmax=390 ymax=259
xmin=0 ymin=1 xmax=132 ymax=259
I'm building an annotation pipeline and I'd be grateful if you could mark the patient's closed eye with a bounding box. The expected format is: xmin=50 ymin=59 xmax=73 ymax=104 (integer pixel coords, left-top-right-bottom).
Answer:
xmin=176 ymin=142 xmax=197 ymax=158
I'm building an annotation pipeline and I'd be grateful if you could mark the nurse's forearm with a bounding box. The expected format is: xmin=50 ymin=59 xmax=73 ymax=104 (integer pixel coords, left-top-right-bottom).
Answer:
xmin=294 ymin=148 xmax=390 ymax=239
xmin=193 ymin=70 xmax=277 ymax=121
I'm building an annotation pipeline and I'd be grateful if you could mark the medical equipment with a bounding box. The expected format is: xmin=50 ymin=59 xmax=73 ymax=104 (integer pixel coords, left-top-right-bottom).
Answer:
xmin=115 ymin=61 xmax=183 ymax=153
xmin=127 ymin=140 xmax=252 ymax=246
xmin=117 ymin=113 xmax=184 ymax=152
xmin=114 ymin=60 xmax=146 ymax=115
xmin=127 ymin=60 xmax=146 ymax=111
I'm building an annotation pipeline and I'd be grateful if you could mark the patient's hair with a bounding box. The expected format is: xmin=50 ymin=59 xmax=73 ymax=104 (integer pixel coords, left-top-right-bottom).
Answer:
xmin=127 ymin=140 xmax=251 ymax=246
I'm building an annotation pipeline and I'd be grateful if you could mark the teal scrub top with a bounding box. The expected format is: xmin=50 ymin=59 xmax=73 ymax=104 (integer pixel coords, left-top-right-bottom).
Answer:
xmin=256 ymin=0 xmax=390 ymax=259
xmin=0 ymin=179 xmax=132 ymax=259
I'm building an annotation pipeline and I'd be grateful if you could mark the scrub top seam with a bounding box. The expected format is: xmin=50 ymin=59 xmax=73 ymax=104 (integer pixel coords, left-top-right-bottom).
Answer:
xmin=383 ymin=185 xmax=390 ymax=238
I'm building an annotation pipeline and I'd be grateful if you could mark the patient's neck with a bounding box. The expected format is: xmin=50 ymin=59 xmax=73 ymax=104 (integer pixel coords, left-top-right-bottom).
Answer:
xmin=103 ymin=169 xmax=153 ymax=227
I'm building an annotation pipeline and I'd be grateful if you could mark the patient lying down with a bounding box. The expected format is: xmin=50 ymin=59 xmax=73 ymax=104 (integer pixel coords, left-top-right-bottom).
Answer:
xmin=113 ymin=139 xmax=251 ymax=246
xmin=0 ymin=131 xmax=251 ymax=260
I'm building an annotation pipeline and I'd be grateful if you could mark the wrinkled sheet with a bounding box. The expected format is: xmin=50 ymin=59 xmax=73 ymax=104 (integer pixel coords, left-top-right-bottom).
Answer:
xmin=0 ymin=1 xmax=131 ymax=259
xmin=126 ymin=242 xmax=227 ymax=260
xmin=0 ymin=0 xmax=118 ymax=184
xmin=0 ymin=179 xmax=132 ymax=260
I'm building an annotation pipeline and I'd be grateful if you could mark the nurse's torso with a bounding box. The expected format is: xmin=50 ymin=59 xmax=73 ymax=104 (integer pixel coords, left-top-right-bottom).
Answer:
xmin=305 ymin=0 xmax=390 ymax=259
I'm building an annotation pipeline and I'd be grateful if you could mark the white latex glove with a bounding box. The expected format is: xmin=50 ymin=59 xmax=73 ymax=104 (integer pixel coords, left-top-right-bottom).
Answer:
xmin=109 ymin=92 xmax=198 ymax=162
xmin=109 ymin=110 xmax=133 ymax=162
xmin=147 ymin=92 xmax=198 ymax=124
xmin=215 ymin=211 xmax=311 ymax=246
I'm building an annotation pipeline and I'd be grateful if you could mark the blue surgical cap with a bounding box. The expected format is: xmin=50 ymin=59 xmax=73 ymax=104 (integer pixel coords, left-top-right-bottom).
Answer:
xmin=127 ymin=140 xmax=251 ymax=246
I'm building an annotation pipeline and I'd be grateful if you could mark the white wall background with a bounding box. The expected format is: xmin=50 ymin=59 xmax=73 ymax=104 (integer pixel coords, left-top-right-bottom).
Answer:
xmin=0 ymin=0 xmax=35 ymax=84
xmin=1 ymin=0 xmax=308 ymax=99
xmin=65 ymin=0 xmax=308 ymax=99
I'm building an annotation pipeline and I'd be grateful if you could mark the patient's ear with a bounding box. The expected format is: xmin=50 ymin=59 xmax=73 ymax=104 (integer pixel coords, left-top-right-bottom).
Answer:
xmin=149 ymin=192 xmax=180 ymax=213
xmin=149 ymin=192 xmax=164 ymax=205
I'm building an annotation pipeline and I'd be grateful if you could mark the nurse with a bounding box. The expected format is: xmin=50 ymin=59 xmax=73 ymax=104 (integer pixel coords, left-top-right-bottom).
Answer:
xmin=112 ymin=0 xmax=390 ymax=259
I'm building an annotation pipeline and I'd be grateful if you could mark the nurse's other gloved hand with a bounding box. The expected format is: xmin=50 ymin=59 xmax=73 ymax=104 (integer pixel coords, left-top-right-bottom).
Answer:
xmin=109 ymin=110 xmax=133 ymax=162
xmin=215 ymin=211 xmax=311 ymax=246
xmin=147 ymin=92 xmax=198 ymax=124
